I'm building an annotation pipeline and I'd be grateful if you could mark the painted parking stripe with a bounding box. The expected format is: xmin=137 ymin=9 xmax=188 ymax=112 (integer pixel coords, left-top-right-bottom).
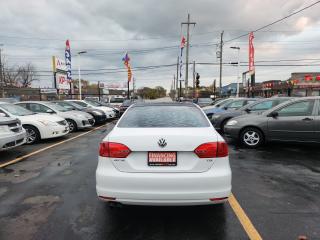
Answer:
xmin=229 ymin=193 xmax=263 ymax=240
xmin=0 ymin=124 xmax=107 ymax=168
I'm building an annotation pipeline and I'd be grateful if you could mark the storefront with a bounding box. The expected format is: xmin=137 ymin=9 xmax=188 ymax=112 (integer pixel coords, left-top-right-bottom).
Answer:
xmin=289 ymin=72 xmax=320 ymax=97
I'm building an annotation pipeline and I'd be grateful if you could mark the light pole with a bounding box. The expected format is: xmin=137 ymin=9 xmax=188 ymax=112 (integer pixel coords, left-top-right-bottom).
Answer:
xmin=0 ymin=44 xmax=4 ymax=98
xmin=77 ymin=51 xmax=87 ymax=100
xmin=230 ymin=46 xmax=240 ymax=97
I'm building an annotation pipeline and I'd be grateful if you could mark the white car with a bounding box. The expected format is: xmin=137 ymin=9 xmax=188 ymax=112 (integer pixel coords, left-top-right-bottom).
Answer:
xmin=96 ymin=102 xmax=232 ymax=206
xmin=0 ymin=102 xmax=69 ymax=144
xmin=66 ymin=100 xmax=116 ymax=119
xmin=16 ymin=101 xmax=95 ymax=132
xmin=0 ymin=114 xmax=26 ymax=151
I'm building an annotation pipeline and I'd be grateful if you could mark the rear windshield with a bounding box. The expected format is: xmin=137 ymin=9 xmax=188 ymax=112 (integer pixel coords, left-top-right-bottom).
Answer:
xmin=118 ymin=105 xmax=210 ymax=128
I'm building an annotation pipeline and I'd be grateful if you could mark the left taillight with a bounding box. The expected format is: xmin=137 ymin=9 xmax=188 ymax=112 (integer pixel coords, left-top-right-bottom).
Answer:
xmin=99 ymin=142 xmax=131 ymax=158
xmin=194 ymin=142 xmax=228 ymax=158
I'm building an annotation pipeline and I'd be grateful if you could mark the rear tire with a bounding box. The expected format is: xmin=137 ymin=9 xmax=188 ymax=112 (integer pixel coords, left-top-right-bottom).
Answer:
xmin=66 ymin=119 xmax=77 ymax=132
xmin=23 ymin=125 xmax=40 ymax=144
xmin=240 ymin=127 xmax=264 ymax=148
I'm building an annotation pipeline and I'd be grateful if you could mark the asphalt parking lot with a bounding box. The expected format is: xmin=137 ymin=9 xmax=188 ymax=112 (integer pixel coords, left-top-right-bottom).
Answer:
xmin=0 ymin=121 xmax=319 ymax=240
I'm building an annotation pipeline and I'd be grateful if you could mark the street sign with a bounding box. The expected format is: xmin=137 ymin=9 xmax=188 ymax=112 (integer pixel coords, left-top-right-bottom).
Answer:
xmin=40 ymin=88 xmax=57 ymax=94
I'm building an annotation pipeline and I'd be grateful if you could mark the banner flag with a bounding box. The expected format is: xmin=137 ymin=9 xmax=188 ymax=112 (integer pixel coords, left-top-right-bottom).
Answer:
xmin=65 ymin=40 xmax=72 ymax=82
xmin=122 ymin=52 xmax=132 ymax=82
xmin=249 ymin=32 xmax=255 ymax=74
xmin=179 ymin=36 xmax=186 ymax=80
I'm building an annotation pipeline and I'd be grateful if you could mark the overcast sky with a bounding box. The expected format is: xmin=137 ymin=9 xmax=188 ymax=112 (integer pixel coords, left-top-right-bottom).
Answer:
xmin=1 ymin=0 xmax=320 ymax=91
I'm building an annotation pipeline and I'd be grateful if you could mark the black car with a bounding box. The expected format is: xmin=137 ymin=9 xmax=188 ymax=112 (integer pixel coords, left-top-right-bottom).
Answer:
xmin=211 ymin=97 xmax=292 ymax=132
xmin=119 ymin=99 xmax=144 ymax=116
xmin=53 ymin=101 xmax=107 ymax=124
xmin=195 ymin=98 xmax=214 ymax=107
xmin=224 ymin=97 xmax=320 ymax=148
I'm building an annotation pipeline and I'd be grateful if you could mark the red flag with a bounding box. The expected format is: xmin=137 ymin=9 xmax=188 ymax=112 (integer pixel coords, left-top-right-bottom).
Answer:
xmin=180 ymin=36 xmax=186 ymax=49
xmin=249 ymin=32 xmax=255 ymax=74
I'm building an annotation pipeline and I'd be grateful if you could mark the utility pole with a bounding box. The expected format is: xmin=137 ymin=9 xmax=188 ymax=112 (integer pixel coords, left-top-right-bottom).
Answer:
xmin=176 ymin=56 xmax=179 ymax=100
xmin=192 ymin=61 xmax=195 ymax=98
xmin=0 ymin=45 xmax=4 ymax=98
xmin=219 ymin=31 xmax=224 ymax=97
xmin=181 ymin=13 xmax=196 ymax=98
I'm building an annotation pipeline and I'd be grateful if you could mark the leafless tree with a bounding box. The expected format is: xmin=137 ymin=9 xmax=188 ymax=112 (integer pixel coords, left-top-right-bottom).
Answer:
xmin=16 ymin=63 xmax=36 ymax=87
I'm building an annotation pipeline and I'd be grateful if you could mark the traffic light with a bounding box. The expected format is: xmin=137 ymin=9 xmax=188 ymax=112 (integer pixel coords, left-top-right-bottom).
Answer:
xmin=196 ymin=73 xmax=200 ymax=88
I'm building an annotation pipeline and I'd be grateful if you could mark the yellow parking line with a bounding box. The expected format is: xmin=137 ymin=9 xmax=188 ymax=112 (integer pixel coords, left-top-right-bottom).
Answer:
xmin=0 ymin=124 xmax=107 ymax=168
xmin=229 ymin=193 xmax=263 ymax=240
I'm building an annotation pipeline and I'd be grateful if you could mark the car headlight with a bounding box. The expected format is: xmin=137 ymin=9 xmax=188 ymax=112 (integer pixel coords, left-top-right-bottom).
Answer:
xmin=92 ymin=111 xmax=102 ymax=115
xmin=0 ymin=125 xmax=11 ymax=132
xmin=226 ymin=120 xmax=238 ymax=126
xmin=38 ymin=120 xmax=58 ymax=126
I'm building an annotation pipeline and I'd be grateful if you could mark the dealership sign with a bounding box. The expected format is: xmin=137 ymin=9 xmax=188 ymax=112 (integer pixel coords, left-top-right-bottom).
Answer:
xmin=52 ymin=56 xmax=67 ymax=72
xmin=55 ymin=72 xmax=70 ymax=90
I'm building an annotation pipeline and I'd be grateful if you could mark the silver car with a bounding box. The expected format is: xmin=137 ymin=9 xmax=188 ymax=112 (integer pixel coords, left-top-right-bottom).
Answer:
xmin=0 ymin=113 xmax=26 ymax=151
xmin=16 ymin=101 xmax=95 ymax=132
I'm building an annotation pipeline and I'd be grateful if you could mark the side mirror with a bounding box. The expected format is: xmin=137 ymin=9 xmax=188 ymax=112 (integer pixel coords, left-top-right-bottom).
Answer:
xmin=268 ymin=111 xmax=278 ymax=118
xmin=0 ymin=112 xmax=7 ymax=117
xmin=245 ymin=108 xmax=251 ymax=113
xmin=223 ymin=107 xmax=228 ymax=110
xmin=46 ymin=109 xmax=55 ymax=114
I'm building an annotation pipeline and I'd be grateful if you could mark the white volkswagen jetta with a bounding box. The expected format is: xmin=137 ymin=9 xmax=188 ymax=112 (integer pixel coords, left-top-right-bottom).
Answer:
xmin=96 ymin=102 xmax=232 ymax=206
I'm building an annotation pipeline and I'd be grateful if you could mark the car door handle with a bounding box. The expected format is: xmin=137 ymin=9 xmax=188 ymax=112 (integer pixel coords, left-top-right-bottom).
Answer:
xmin=302 ymin=118 xmax=313 ymax=121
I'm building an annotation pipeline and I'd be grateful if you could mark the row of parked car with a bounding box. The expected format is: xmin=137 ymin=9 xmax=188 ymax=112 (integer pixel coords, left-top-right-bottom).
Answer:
xmin=0 ymin=99 xmax=119 ymax=151
xmin=200 ymin=96 xmax=320 ymax=148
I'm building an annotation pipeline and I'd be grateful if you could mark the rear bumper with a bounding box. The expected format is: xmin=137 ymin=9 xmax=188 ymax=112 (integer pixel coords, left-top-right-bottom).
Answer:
xmin=96 ymin=159 xmax=232 ymax=206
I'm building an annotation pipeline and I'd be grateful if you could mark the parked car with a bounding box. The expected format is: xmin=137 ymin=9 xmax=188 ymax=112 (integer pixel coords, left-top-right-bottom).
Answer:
xmin=119 ymin=99 xmax=143 ymax=116
xmin=211 ymin=97 xmax=292 ymax=132
xmin=203 ymin=98 xmax=258 ymax=118
xmin=96 ymin=102 xmax=231 ymax=206
xmin=65 ymin=100 xmax=116 ymax=119
xmin=0 ymin=102 xmax=69 ymax=144
xmin=195 ymin=98 xmax=214 ymax=107
xmin=84 ymin=99 xmax=120 ymax=117
xmin=224 ymin=97 xmax=320 ymax=148
xmin=105 ymin=96 xmax=125 ymax=109
xmin=53 ymin=101 xmax=107 ymax=124
xmin=16 ymin=101 xmax=94 ymax=132
xmin=0 ymin=114 xmax=26 ymax=151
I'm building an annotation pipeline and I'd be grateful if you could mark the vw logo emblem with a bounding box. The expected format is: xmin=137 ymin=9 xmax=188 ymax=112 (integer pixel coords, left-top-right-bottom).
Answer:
xmin=158 ymin=138 xmax=167 ymax=148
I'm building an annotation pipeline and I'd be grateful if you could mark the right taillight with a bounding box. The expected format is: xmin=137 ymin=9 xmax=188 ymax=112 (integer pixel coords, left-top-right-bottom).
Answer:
xmin=99 ymin=142 xmax=131 ymax=158
xmin=194 ymin=142 xmax=228 ymax=158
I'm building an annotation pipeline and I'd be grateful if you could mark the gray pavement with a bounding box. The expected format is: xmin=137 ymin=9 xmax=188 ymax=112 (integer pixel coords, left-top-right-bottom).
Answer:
xmin=0 ymin=121 xmax=319 ymax=240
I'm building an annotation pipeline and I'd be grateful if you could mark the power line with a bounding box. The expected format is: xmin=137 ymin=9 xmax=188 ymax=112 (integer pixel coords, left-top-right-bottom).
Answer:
xmin=225 ymin=0 xmax=320 ymax=43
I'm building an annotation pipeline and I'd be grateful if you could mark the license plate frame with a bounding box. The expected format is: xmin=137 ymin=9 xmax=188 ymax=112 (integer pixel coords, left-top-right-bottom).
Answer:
xmin=148 ymin=152 xmax=177 ymax=166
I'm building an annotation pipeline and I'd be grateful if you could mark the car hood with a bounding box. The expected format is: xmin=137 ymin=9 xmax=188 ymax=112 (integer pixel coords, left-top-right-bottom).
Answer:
xmin=68 ymin=110 xmax=92 ymax=118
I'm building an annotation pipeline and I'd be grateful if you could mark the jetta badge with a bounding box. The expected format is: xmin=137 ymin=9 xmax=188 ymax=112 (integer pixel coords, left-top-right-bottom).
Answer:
xmin=158 ymin=138 xmax=167 ymax=148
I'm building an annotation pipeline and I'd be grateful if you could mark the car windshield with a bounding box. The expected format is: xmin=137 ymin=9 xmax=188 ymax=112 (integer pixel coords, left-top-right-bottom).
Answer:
xmin=66 ymin=102 xmax=86 ymax=110
xmin=85 ymin=100 xmax=102 ymax=106
xmin=198 ymin=98 xmax=212 ymax=103
xmin=54 ymin=102 xmax=76 ymax=110
xmin=110 ymin=98 xmax=125 ymax=103
xmin=0 ymin=103 xmax=35 ymax=116
xmin=46 ymin=102 xmax=69 ymax=112
xmin=218 ymin=99 xmax=235 ymax=107
xmin=118 ymin=105 xmax=210 ymax=128
xmin=70 ymin=101 xmax=88 ymax=107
